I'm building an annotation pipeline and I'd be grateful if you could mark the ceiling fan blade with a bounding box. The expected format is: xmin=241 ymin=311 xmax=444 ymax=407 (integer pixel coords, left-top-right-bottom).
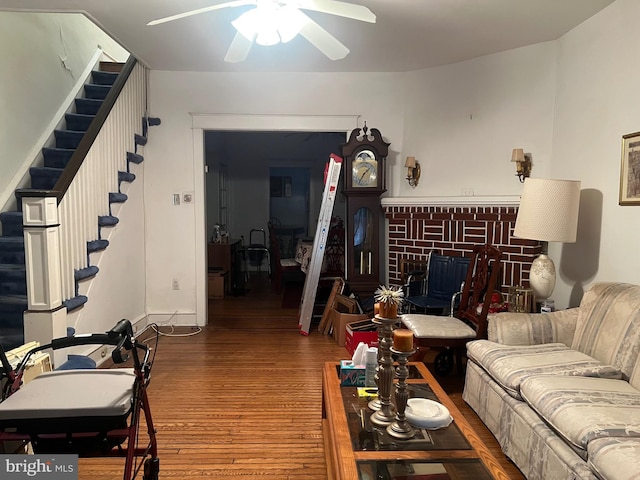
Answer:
xmin=298 ymin=14 xmax=349 ymax=60
xmin=296 ymin=0 xmax=376 ymax=23
xmin=224 ymin=31 xmax=254 ymax=63
xmin=147 ymin=0 xmax=255 ymax=26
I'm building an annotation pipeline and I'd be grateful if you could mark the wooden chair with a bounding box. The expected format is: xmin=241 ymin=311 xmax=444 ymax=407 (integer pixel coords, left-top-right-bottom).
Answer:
xmin=404 ymin=253 xmax=471 ymax=315
xmin=401 ymin=244 xmax=503 ymax=376
xmin=267 ymin=221 xmax=301 ymax=292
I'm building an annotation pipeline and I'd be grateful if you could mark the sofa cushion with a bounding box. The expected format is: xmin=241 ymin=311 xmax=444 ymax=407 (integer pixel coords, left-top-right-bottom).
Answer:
xmin=587 ymin=437 xmax=640 ymax=480
xmin=467 ymin=340 xmax=621 ymax=400
xmin=572 ymin=283 xmax=640 ymax=388
xmin=401 ymin=314 xmax=475 ymax=339
xmin=520 ymin=375 xmax=640 ymax=457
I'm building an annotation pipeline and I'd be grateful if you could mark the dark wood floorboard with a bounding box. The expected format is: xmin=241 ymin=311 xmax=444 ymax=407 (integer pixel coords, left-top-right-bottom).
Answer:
xmin=78 ymin=275 xmax=524 ymax=479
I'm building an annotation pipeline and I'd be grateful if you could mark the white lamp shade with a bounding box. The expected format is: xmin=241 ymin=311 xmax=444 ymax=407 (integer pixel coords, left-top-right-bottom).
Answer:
xmin=511 ymin=148 xmax=525 ymax=162
xmin=514 ymin=178 xmax=581 ymax=243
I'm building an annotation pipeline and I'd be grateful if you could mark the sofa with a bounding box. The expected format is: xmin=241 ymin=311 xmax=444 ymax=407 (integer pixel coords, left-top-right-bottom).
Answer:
xmin=462 ymin=282 xmax=640 ymax=480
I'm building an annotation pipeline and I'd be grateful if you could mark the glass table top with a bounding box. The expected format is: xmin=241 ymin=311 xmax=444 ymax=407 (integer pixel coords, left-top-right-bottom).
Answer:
xmin=341 ymin=383 xmax=471 ymax=452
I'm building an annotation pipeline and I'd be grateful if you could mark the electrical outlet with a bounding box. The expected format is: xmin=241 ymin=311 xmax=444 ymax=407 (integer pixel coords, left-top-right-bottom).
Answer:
xmin=101 ymin=347 xmax=107 ymax=358
xmin=182 ymin=192 xmax=194 ymax=203
xmin=172 ymin=279 xmax=179 ymax=290
xmin=462 ymin=187 xmax=474 ymax=196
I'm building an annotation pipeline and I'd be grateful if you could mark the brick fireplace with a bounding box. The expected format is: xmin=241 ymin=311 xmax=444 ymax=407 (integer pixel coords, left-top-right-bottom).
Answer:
xmin=382 ymin=200 xmax=540 ymax=293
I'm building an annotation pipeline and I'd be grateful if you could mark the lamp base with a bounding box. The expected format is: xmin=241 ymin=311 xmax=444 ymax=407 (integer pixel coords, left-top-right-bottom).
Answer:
xmin=529 ymin=254 xmax=556 ymax=301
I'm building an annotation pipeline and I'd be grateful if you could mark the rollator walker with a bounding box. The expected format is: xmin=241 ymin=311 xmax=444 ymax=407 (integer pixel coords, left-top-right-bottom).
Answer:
xmin=0 ymin=319 xmax=159 ymax=480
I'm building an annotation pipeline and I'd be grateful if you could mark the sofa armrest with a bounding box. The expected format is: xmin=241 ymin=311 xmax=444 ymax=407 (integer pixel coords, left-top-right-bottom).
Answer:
xmin=487 ymin=308 xmax=579 ymax=346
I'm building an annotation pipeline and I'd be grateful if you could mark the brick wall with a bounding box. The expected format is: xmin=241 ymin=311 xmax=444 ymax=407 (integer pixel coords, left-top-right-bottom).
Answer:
xmin=384 ymin=204 xmax=540 ymax=292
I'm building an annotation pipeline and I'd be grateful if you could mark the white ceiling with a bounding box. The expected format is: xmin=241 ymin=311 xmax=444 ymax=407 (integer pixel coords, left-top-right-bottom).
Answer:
xmin=1 ymin=0 xmax=615 ymax=73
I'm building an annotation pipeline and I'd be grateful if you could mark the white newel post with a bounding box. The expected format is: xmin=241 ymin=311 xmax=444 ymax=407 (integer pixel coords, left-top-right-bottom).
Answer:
xmin=22 ymin=196 xmax=67 ymax=366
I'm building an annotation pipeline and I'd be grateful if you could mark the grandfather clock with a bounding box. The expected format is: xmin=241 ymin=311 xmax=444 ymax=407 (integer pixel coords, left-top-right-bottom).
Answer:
xmin=342 ymin=125 xmax=390 ymax=298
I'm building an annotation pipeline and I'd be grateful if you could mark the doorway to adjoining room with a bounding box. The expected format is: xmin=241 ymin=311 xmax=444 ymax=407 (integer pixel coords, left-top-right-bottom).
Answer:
xmin=269 ymin=167 xmax=310 ymax=258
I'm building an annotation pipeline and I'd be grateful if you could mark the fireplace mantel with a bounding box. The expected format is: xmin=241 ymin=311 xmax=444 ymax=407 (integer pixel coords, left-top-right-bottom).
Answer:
xmin=381 ymin=196 xmax=520 ymax=207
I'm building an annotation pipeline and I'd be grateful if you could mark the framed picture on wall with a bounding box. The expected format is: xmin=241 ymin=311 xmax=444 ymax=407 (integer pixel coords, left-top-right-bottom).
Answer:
xmin=620 ymin=131 xmax=640 ymax=205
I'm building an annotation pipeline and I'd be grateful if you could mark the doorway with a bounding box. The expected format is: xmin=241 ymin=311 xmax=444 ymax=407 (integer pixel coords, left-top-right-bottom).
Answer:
xmin=193 ymin=114 xmax=359 ymax=325
xmin=269 ymin=166 xmax=309 ymax=257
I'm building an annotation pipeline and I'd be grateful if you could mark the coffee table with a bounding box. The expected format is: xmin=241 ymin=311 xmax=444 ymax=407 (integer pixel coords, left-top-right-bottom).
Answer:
xmin=322 ymin=362 xmax=510 ymax=480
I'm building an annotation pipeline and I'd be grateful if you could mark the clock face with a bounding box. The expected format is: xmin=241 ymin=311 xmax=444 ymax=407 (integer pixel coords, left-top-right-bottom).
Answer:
xmin=352 ymin=150 xmax=378 ymax=187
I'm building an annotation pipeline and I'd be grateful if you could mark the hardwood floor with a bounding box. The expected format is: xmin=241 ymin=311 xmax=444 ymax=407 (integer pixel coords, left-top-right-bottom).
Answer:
xmin=78 ymin=275 xmax=524 ymax=479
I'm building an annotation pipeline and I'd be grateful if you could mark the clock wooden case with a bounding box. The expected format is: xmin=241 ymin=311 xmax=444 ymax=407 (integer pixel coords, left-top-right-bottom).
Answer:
xmin=341 ymin=125 xmax=390 ymax=298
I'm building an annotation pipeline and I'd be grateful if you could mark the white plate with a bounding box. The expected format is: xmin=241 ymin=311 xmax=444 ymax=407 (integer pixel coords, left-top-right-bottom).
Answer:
xmin=405 ymin=398 xmax=453 ymax=429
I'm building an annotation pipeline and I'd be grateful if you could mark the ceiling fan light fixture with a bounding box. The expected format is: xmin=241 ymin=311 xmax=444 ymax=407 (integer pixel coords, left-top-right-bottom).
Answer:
xmin=231 ymin=3 xmax=305 ymax=46
xmin=276 ymin=5 xmax=306 ymax=43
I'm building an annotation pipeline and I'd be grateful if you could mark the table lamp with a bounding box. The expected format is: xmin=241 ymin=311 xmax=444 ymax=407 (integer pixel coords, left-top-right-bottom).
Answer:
xmin=514 ymin=178 xmax=581 ymax=301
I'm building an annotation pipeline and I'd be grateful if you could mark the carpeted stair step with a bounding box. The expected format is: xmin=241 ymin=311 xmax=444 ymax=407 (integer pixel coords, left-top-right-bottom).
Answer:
xmin=29 ymin=167 xmax=64 ymax=190
xmin=0 ymin=294 xmax=28 ymax=329
xmin=63 ymin=295 xmax=88 ymax=312
xmin=109 ymin=192 xmax=128 ymax=205
xmin=135 ymin=134 xmax=147 ymax=146
xmin=87 ymin=239 xmax=109 ymax=254
xmin=75 ymin=265 xmax=99 ymax=283
xmin=127 ymin=152 xmax=144 ymax=168
xmin=0 ymin=263 xmax=27 ymax=295
xmin=54 ymin=129 xmax=84 ymax=149
xmin=0 ymin=237 xmax=25 ymax=264
xmin=75 ymin=97 xmax=103 ymax=115
xmin=84 ymin=83 xmax=111 ymax=100
xmin=91 ymin=70 xmax=119 ymax=86
xmin=43 ymin=147 xmax=75 ymax=169
xmin=0 ymin=212 xmax=23 ymax=237
xmin=65 ymin=113 xmax=95 ymax=132
xmin=99 ymin=215 xmax=119 ymax=228
xmin=142 ymin=116 xmax=162 ymax=138
xmin=118 ymin=171 xmax=136 ymax=184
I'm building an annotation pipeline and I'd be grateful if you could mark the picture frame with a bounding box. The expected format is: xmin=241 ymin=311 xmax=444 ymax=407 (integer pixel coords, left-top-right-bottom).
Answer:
xmin=620 ymin=131 xmax=640 ymax=205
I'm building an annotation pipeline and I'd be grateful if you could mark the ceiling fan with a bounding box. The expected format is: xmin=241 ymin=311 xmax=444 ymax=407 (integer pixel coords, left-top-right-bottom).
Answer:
xmin=147 ymin=0 xmax=376 ymax=63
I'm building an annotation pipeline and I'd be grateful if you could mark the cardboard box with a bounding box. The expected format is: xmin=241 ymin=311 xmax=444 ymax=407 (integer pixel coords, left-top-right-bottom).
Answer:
xmin=345 ymin=319 xmax=379 ymax=356
xmin=339 ymin=360 xmax=366 ymax=386
xmin=330 ymin=309 xmax=370 ymax=346
xmin=208 ymin=270 xmax=227 ymax=299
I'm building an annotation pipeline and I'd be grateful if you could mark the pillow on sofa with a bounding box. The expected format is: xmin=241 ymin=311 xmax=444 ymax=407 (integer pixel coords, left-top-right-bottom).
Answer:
xmin=520 ymin=375 xmax=640 ymax=457
xmin=571 ymin=282 xmax=640 ymax=384
xmin=467 ymin=340 xmax=622 ymax=400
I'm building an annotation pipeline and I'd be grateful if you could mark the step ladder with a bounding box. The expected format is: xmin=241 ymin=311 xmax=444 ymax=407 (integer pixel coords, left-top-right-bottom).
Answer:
xmin=298 ymin=154 xmax=342 ymax=335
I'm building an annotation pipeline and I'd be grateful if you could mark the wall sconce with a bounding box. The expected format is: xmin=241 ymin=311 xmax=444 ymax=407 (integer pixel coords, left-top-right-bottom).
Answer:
xmin=511 ymin=148 xmax=531 ymax=182
xmin=404 ymin=156 xmax=421 ymax=187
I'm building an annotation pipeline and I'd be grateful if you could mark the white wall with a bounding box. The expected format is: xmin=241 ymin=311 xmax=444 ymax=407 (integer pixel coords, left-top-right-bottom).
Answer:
xmin=146 ymin=71 xmax=404 ymax=324
xmin=401 ymin=41 xmax=557 ymax=198
xmin=146 ymin=0 xmax=640 ymax=321
xmin=550 ymin=0 xmax=640 ymax=307
xmin=0 ymin=12 xmax=128 ymax=209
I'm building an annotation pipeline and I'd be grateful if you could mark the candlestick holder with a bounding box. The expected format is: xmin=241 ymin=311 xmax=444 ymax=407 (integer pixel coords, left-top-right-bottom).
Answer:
xmin=367 ymin=316 xmax=385 ymax=411
xmin=369 ymin=315 xmax=397 ymax=426
xmin=386 ymin=347 xmax=416 ymax=440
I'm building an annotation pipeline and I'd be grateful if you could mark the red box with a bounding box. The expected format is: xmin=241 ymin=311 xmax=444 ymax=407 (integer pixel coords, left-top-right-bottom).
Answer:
xmin=345 ymin=319 xmax=379 ymax=356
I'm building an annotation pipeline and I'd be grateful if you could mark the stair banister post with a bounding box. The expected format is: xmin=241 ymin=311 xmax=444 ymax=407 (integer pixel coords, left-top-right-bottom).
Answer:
xmin=22 ymin=196 xmax=67 ymax=366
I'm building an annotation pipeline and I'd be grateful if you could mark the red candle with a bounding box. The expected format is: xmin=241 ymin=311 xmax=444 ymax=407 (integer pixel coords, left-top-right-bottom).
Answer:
xmin=393 ymin=328 xmax=414 ymax=352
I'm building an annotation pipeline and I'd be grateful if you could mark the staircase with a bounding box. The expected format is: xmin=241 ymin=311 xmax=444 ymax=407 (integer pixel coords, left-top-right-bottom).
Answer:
xmin=0 ymin=60 xmax=154 ymax=351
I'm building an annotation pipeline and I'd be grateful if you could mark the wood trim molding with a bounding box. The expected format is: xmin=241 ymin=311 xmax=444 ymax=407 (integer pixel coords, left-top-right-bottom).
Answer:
xmin=382 ymin=196 xmax=520 ymax=207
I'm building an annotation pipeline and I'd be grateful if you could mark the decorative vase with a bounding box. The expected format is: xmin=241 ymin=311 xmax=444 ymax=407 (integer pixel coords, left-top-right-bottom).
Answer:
xmin=378 ymin=301 xmax=398 ymax=319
